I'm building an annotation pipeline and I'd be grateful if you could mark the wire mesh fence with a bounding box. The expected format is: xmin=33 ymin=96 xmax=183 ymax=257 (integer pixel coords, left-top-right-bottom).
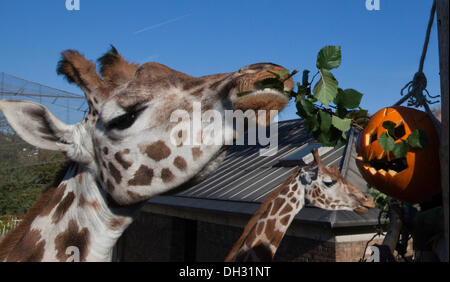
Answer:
xmin=0 ymin=215 xmax=22 ymax=238
xmin=0 ymin=72 xmax=88 ymax=216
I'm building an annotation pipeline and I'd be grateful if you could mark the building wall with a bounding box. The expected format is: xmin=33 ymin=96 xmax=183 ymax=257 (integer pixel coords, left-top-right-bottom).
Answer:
xmin=117 ymin=211 xmax=383 ymax=262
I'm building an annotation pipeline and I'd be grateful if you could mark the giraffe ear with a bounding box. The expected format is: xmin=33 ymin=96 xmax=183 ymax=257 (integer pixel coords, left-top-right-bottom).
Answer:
xmin=0 ymin=100 xmax=75 ymax=152
xmin=97 ymin=45 xmax=138 ymax=88
xmin=57 ymin=49 xmax=108 ymax=101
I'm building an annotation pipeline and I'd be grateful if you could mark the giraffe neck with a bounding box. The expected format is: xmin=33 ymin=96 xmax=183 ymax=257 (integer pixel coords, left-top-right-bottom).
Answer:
xmin=0 ymin=163 xmax=140 ymax=262
xmin=225 ymin=168 xmax=304 ymax=262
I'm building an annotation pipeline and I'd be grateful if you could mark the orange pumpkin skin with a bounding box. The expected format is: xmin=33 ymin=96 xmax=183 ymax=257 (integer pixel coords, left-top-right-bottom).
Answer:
xmin=355 ymin=106 xmax=441 ymax=203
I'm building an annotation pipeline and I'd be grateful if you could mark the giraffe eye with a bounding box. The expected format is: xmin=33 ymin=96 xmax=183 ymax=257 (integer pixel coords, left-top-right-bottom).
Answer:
xmin=106 ymin=106 xmax=146 ymax=131
xmin=323 ymin=178 xmax=337 ymax=187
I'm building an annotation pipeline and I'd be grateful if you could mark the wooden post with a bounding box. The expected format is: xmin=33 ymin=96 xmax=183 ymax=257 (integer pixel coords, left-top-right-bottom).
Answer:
xmin=436 ymin=0 xmax=449 ymax=262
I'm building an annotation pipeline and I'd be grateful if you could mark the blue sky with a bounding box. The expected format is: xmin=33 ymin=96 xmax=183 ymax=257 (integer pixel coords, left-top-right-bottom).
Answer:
xmin=0 ymin=0 xmax=442 ymax=123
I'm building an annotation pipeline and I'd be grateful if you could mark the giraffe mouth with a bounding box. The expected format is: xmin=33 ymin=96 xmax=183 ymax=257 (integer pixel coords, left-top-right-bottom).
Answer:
xmin=353 ymin=196 xmax=376 ymax=214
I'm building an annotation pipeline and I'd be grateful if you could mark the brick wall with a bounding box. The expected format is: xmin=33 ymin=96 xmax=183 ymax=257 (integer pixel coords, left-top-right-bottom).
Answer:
xmin=117 ymin=212 xmax=385 ymax=262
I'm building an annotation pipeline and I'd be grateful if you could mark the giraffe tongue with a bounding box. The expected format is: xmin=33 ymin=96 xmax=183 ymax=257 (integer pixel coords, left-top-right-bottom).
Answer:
xmin=353 ymin=206 xmax=369 ymax=214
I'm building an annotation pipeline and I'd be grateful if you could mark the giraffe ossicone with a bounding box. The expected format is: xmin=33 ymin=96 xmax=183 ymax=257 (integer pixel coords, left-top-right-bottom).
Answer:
xmin=225 ymin=149 xmax=375 ymax=262
xmin=0 ymin=46 xmax=294 ymax=261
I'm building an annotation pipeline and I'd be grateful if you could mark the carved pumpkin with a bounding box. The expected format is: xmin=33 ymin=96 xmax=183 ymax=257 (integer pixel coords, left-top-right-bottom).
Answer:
xmin=355 ymin=106 xmax=441 ymax=203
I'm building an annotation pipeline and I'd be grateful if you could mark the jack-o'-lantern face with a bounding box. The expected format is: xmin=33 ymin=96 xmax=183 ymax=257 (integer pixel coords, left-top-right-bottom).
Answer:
xmin=355 ymin=106 xmax=441 ymax=203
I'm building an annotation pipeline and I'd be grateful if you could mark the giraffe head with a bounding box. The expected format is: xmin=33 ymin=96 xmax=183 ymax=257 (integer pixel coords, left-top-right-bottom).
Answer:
xmin=300 ymin=149 xmax=375 ymax=214
xmin=0 ymin=46 xmax=293 ymax=205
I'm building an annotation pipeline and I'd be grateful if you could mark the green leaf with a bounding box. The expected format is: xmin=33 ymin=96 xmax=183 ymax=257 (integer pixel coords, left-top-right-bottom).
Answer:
xmin=347 ymin=109 xmax=368 ymax=120
xmin=266 ymin=70 xmax=280 ymax=78
xmin=317 ymin=130 xmax=336 ymax=147
xmin=299 ymin=96 xmax=316 ymax=116
xmin=313 ymin=69 xmax=338 ymax=106
xmin=278 ymin=69 xmax=289 ymax=78
xmin=255 ymin=78 xmax=284 ymax=92
xmin=339 ymin=89 xmax=363 ymax=109
xmin=331 ymin=115 xmax=352 ymax=133
xmin=392 ymin=141 xmax=409 ymax=158
xmin=407 ymin=129 xmax=428 ymax=149
xmin=378 ymin=132 xmax=395 ymax=152
xmin=336 ymin=137 xmax=347 ymax=148
xmin=304 ymin=113 xmax=320 ymax=132
xmin=316 ymin=46 xmax=342 ymax=70
xmin=319 ymin=110 xmax=332 ymax=133
xmin=237 ymin=91 xmax=253 ymax=97
xmin=382 ymin=121 xmax=397 ymax=137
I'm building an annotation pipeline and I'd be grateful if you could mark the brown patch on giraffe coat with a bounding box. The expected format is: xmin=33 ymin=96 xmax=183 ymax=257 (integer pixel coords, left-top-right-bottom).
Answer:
xmin=114 ymin=149 xmax=132 ymax=170
xmin=140 ymin=140 xmax=171 ymax=161
xmin=270 ymin=198 xmax=285 ymax=216
xmin=108 ymin=218 xmax=126 ymax=231
xmin=40 ymin=183 xmax=67 ymax=217
xmin=106 ymin=179 xmax=115 ymax=192
xmin=280 ymin=214 xmax=291 ymax=226
xmin=280 ymin=186 xmax=289 ymax=195
xmin=54 ymin=219 xmax=90 ymax=262
xmin=161 ymin=168 xmax=175 ymax=183
xmin=5 ymin=229 xmax=45 ymax=262
xmin=279 ymin=204 xmax=293 ymax=216
xmin=103 ymin=147 xmax=109 ymax=155
xmin=265 ymin=219 xmax=276 ymax=235
xmin=108 ymin=162 xmax=122 ymax=184
xmin=191 ymin=147 xmax=202 ymax=161
xmin=173 ymin=156 xmax=187 ymax=171
xmin=128 ymin=165 xmax=153 ymax=186
xmin=265 ymin=218 xmax=285 ymax=247
xmin=78 ymin=194 xmax=87 ymax=207
xmin=78 ymin=194 xmax=100 ymax=210
xmin=291 ymin=184 xmax=298 ymax=191
xmin=256 ymin=221 xmax=265 ymax=236
xmin=52 ymin=192 xmax=75 ymax=224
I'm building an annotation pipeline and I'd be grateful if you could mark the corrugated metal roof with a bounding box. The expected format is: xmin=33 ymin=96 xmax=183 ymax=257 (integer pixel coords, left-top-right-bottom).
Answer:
xmin=174 ymin=119 xmax=362 ymax=203
xmin=147 ymin=119 xmax=381 ymax=228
